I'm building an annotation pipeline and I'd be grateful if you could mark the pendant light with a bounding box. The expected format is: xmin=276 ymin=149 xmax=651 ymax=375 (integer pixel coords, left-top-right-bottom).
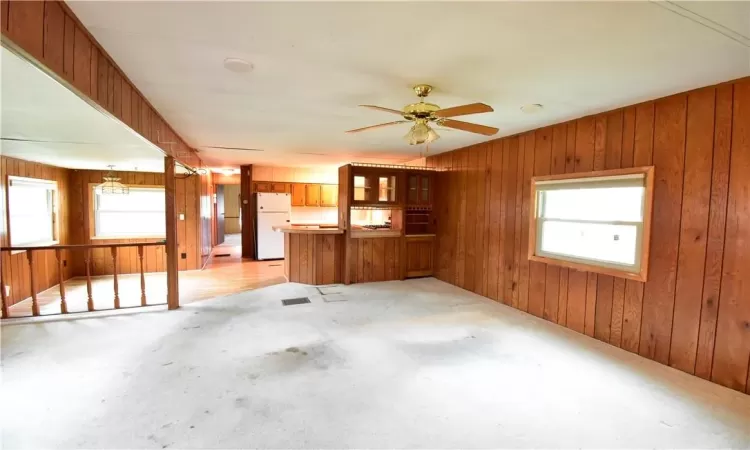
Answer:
xmin=95 ymin=166 xmax=129 ymax=195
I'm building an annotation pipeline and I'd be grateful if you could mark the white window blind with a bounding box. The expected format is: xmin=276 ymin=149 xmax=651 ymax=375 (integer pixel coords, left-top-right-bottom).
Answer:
xmin=8 ymin=177 xmax=57 ymax=246
xmin=93 ymin=186 xmax=165 ymax=237
xmin=534 ymin=173 xmax=647 ymax=273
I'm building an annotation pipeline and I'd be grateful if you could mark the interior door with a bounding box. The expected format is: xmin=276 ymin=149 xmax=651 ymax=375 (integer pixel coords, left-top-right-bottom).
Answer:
xmin=216 ymin=184 xmax=225 ymax=245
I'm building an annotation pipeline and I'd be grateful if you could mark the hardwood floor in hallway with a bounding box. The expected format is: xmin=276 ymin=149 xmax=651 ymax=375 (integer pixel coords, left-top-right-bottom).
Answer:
xmin=5 ymin=234 xmax=286 ymax=318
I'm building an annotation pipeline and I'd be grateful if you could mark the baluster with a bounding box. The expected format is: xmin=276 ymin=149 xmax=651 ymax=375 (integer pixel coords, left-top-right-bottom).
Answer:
xmin=55 ymin=249 xmax=67 ymax=314
xmin=85 ymin=248 xmax=94 ymax=311
xmin=0 ymin=266 xmax=8 ymax=319
xmin=111 ymin=247 xmax=120 ymax=309
xmin=138 ymin=245 xmax=146 ymax=306
xmin=27 ymin=250 xmax=39 ymax=316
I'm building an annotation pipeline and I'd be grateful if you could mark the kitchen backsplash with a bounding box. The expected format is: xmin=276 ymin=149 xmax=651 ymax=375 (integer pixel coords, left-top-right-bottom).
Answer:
xmin=291 ymin=206 xmax=338 ymax=224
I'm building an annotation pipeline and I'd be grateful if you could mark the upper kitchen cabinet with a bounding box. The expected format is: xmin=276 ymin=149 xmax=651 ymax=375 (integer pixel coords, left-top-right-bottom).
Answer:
xmin=351 ymin=168 xmax=402 ymax=206
xmin=305 ymin=184 xmax=321 ymax=206
xmin=320 ymin=184 xmax=338 ymax=207
xmin=291 ymin=183 xmax=306 ymax=206
xmin=407 ymin=173 xmax=433 ymax=206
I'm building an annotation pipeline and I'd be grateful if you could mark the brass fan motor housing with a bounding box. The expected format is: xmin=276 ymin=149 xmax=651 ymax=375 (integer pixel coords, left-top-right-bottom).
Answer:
xmin=402 ymin=101 xmax=441 ymax=121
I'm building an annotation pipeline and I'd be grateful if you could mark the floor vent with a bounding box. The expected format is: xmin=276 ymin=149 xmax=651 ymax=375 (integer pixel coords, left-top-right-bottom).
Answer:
xmin=281 ymin=297 xmax=312 ymax=306
xmin=214 ymin=253 xmax=232 ymax=258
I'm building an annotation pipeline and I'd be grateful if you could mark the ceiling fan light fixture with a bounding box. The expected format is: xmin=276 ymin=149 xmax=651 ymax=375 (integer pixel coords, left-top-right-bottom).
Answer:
xmin=404 ymin=121 xmax=439 ymax=145
xmin=95 ymin=165 xmax=129 ymax=195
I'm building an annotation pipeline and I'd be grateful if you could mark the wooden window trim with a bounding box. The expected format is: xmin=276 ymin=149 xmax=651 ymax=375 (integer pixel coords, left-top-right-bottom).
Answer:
xmin=7 ymin=175 xmax=59 ymax=248
xmin=88 ymin=183 xmax=166 ymax=239
xmin=528 ymin=166 xmax=655 ymax=282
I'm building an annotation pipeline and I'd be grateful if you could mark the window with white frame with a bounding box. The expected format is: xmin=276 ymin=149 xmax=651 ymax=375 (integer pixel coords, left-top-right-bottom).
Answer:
xmin=8 ymin=177 xmax=57 ymax=246
xmin=530 ymin=167 xmax=654 ymax=281
xmin=93 ymin=186 xmax=165 ymax=238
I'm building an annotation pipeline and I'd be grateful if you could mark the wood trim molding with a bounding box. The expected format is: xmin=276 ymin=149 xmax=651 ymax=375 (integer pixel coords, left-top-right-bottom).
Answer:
xmin=528 ymin=166 xmax=654 ymax=282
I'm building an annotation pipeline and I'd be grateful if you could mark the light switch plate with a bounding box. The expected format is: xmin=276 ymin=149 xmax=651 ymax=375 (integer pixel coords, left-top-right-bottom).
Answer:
xmin=179 ymin=213 xmax=185 ymax=220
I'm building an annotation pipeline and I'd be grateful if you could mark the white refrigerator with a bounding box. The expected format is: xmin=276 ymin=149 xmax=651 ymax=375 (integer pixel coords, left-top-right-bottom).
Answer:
xmin=256 ymin=192 xmax=291 ymax=260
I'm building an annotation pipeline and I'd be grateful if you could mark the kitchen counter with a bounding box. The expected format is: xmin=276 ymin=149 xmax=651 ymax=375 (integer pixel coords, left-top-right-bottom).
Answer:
xmin=350 ymin=229 xmax=402 ymax=238
xmin=273 ymin=225 xmax=344 ymax=234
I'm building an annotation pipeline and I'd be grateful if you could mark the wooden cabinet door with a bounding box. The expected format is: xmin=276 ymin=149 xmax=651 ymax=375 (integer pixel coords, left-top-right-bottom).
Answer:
xmin=320 ymin=184 xmax=338 ymax=207
xmin=254 ymin=181 xmax=271 ymax=193
xmin=407 ymin=174 xmax=419 ymax=205
xmin=419 ymin=174 xmax=432 ymax=205
xmin=271 ymin=182 xmax=290 ymax=193
xmin=291 ymin=184 xmax=306 ymax=206
xmin=405 ymin=236 xmax=434 ymax=278
xmin=305 ymin=184 xmax=321 ymax=206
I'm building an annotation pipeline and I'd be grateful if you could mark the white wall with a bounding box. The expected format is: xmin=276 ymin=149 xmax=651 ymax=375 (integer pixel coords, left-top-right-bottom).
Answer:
xmin=291 ymin=206 xmax=338 ymax=225
xmin=252 ymin=165 xmax=338 ymax=184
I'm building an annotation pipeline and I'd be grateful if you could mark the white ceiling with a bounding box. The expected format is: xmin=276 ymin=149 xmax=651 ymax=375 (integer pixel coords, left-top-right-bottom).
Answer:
xmin=1 ymin=47 xmax=168 ymax=172
xmin=67 ymin=1 xmax=750 ymax=167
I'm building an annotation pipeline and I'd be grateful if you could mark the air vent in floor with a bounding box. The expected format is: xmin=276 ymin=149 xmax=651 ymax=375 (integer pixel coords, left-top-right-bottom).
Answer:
xmin=281 ymin=297 xmax=312 ymax=306
xmin=214 ymin=253 xmax=231 ymax=257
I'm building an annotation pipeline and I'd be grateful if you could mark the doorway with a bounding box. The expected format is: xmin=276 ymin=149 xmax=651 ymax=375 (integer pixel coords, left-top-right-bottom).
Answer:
xmin=212 ymin=183 xmax=242 ymax=262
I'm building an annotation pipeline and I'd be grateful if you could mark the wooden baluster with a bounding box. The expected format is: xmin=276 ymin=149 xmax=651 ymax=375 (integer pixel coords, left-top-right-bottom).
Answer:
xmin=85 ymin=248 xmax=94 ymax=311
xmin=55 ymin=249 xmax=67 ymax=314
xmin=0 ymin=266 xmax=8 ymax=319
xmin=111 ymin=247 xmax=120 ymax=309
xmin=27 ymin=250 xmax=39 ymax=316
xmin=138 ymin=245 xmax=146 ymax=306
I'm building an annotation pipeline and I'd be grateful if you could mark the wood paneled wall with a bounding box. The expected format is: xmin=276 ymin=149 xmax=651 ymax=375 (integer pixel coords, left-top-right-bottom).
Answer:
xmin=284 ymin=233 xmax=343 ymax=285
xmin=1 ymin=156 xmax=73 ymax=306
xmin=346 ymin=237 xmax=403 ymax=284
xmin=67 ymin=169 xmax=203 ymax=275
xmin=199 ymin=171 xmax=212 ymax=268
xmin=1 ymin=0 xmax=201 ymax=168
xmin=427 ymin=77 xmax=750 ymax=394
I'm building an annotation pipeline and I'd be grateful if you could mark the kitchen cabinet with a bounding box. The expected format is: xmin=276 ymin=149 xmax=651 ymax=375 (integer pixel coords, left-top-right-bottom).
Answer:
xmin=254 ymin=181 xmax=271 ymax=193
xmin=305 ymin=184 xmax=321 ymax=206
xmin=407 ymin=173 xmax=433 ymax=206
xmin=405 ymin=235 xmax=434 ymax=278
xmin=270 ymin=182 xmax=290 ymax=193
xmin=320 ymin=184 xmax=338 ymax=207
xmin=351 ymin=170 xmax=401 ymax=206
xmin=291 ymin=184 xmax=306 ymax=206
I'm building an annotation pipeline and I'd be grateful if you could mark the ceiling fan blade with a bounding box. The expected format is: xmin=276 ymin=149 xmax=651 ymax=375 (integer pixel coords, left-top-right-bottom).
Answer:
xmin=440 ymin=119 xmax=499 ymax=136
xmin=434 ymin=102 xmax=494 ymax=118
xmin=359 ymin=105 xmax=405 ymax=116
xmin=346 ymin=121 xmax=410 ymax=133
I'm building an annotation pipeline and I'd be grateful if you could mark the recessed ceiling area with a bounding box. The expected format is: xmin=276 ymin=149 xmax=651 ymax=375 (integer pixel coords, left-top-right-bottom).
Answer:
xmin=66 ymin=1 xmax=750 ymax=167
xmin=1 ymin=46 xmax=167 ymax=173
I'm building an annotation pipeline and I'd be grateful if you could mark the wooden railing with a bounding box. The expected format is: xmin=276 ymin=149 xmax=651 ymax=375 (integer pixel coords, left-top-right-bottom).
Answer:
xmin=0 ymin=241 xmax=166 ymax=318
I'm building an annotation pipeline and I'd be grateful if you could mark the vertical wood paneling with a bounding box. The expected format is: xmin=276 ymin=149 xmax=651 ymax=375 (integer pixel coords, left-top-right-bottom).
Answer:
xmin=7 ymin=0 xmax=45 ymax=61
xmin=529 ymin=128 xmax=551 ymax=317
xmin=474 ymin=144 xmax=488 ymax=296
xmin=464 ymin=150 xmax=478 ymax=292
xmin=428 ymin=76 xmax=750 ymax=393
xmin=640 ymin=95 xmax=687 ymax=364
xmin=487 ymin=142 xmax=503 ymax=301
xmin=670 ymin=87 xmax=716 ymax=373
xmin=43 ymin=1 xmax=65 ymax=74
xmin=503 ymin=137 xmax=519 ymax=306
xmin=713 ymin=79 xmax=750 ymax=392
xmin=695 ymin=84 xmax=733 ymax=380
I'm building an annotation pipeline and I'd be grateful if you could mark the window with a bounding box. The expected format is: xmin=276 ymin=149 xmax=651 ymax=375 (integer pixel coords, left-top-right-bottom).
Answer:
xmin=8 ymin=177 xmax=57 ymax=246
xmin=529 ymin=167 xmax=654 ymax=281
xmin=93 ymin=186 xmax=165 ymax=238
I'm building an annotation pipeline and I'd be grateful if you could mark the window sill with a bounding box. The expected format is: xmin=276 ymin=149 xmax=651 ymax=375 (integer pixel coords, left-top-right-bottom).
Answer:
xmin=91 ymin=235 xmax=166 ymax=241
xmin=528 ymin=254 xmax=647 ymax=282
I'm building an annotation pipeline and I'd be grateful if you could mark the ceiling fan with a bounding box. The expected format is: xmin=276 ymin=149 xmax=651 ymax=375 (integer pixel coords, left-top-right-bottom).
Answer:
xmin=346 ymin=84 xmax=499 ymax=145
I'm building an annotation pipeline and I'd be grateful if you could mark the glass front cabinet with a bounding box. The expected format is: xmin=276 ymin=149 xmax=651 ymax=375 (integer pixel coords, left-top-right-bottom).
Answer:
xmin=352 ymin=170 xmax=401 ymax=206
xmin=406 ymin=173 xmax=433 ymax=206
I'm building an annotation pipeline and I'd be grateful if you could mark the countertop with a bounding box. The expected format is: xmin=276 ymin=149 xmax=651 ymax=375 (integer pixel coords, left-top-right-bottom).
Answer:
xmin=273 ymin=225 xmax=344 ymax=234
